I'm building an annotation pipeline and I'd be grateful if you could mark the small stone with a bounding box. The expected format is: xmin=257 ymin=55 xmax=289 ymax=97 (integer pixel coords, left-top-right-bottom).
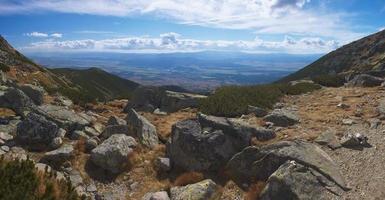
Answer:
xmin=0 ymin=131 xmax=13 ymax=141
xmin=84 ymin=126 xmax=100 ymax=137
xmin=50 ymin=137 xmax=63 ymax=149
xmin=70 ymin=130 xmax=89 ymax=140
xmin=314 ymin=130 xmax=341 ymax=150
xmin=153 ymin=108 xmax=167 ymax=116
xmin=130 ymin=182 xmax=139 ymax=190
xmin=86 ymin=184 xmax=97 ymax=192
xmin=247 ymin=105 xmax=268 ymax=117
xmin=1 ymin=145 xmax=10 ymax=152
xmin=156 ymin=157 xmax=171 ymax=172
xmin=342 ymin=119 xmax=355 ymax=126
xmin=57 ymin=128 xmax=66 ymax=138
xmin=340 ymin=133 xmax=369 ymax=148
xmin=107 ymin=116 xmax=127 ymax=126
xmin=337 ymin=103 xmax=350 ymax=109
xmin=86 ymin=138 xmax=99 ymax=151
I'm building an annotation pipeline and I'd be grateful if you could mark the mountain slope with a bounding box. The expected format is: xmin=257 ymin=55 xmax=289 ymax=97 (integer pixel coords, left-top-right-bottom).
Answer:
xmin=51 ymin=67 xmax=139 ymax=101
xmin=279 ymin=30 xmax=385 ymax=82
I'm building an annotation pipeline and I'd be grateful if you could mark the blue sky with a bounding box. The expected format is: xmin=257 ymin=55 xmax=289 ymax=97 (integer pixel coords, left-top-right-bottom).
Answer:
xmin=0 ymin=0 xmax=384 ymax=54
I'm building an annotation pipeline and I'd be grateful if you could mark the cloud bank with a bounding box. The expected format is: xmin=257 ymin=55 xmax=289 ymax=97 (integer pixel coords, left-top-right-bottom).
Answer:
xmin=1 ymin=0 xmax=362 ymax=41
xmin=22 ymin=32 xmax=339 ymax=54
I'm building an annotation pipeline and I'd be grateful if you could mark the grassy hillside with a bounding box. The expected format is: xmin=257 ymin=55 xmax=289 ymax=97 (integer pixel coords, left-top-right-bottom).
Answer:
xmin=279 ymin=29 xmax=385 ymax=83
xmin=51 ymin=67 xmax=140 ymax=102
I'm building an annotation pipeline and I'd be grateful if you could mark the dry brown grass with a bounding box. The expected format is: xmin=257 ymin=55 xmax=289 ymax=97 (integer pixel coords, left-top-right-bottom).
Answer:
xmin=173 ymin=171 xmax=205 ymax=187
xmin=245 ymin=182 xmax=267 ymax=200
xmin=0 ymin=108 xmax=15 ymax=117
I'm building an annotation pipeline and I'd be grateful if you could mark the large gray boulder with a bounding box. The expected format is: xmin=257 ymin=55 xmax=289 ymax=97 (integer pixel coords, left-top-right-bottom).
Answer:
xmin=16 ymin=113 xmax=61 ymax=150
xmin=34 ymin=105 xmax=90 ymax=131
xmin=160 ymin=90 xmax=207 ymax=113
xmin=18 ymin=84 xmax=45 ymax=105
xmin=40 ymin=144 xmax=74 ymax=169
xmin=259 ymin=161 xmax=339 ymax=200
xmin=124 ymin=86 xmax=206 ymax=113
xmin=247 ymin=105 xmax=268 ymax=117
xmin=263 ymin=109 xmax=299 ymax=127
xmin=0 ymin=87 xmax=35 ymax=115
xmin=100 ymin=125 xmax=129 ymax=139
xmin=167 ymin=115 xmax=274 ymax=172
xmin=198 ymin=113 xmax=275 ymax=143
xmin=126 ymin=109 xmax=158 ymax=148
xmin=227 ymin=140 xmax=348 ymax=191
xmin=347 ymin=74 xmax=384 ymax=87
xmin=90 ymin=134 xmax=137 ymax=173
xmin=170 ymin=179 xmax=221 ymax=200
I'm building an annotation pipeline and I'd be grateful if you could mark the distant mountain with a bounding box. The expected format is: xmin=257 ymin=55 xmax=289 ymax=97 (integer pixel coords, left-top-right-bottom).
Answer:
xmin=51 ymin=67 xmax=140 ymax=101
xmin=280 ymin=30 xmax=385 ymax=82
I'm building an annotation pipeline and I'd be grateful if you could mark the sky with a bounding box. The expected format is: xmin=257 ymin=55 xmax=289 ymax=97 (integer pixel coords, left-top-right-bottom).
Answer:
xmin=0 ymin=0 xmax=384 ymax=54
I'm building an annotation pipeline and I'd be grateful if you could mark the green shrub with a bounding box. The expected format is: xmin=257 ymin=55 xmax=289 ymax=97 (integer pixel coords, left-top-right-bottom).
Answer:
xmin=0 ymin=62 xmax=10 ymax=72
xmin=199 ymin=82 xmax=321 ymax=117
xmin=0 ymin=157 xmax=79 ymax=200
xmin=312 ymin=74 xmax=345 ymax=87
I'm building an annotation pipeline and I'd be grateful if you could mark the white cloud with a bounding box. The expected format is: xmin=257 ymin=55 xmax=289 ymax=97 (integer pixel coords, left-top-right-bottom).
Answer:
xmin=22 ymin=33 xmax=339 ymax=54
xmin=26 ymin=32 xmax=48 ymax=37
xmin=26 ymin=32 xmax=63 ymax=38
xmin=1 ymin=0 xmax=364 ymax=42
xmin=50 ymin=33 xmax=63 ymax=38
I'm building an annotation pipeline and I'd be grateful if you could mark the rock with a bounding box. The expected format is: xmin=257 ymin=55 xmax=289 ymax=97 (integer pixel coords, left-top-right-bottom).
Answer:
xmin=143 ymin=191 xmax=170 ymax=200
xmin=130 ymin=182 xmax=139 ymax=190
xmin=3 ymin=146 xmax=27 ymax=160
xmin=1 ymin=145 xmax=9 ymax=152
xmin=170 ymin=179 xmax=221 ymax=200
xmin=314 ymin=130 xmax=341 ymax=150
xmin=34 ymin=105 xmax=90 ymax=131
xmin=86 ymin=184 xmax=97 ymax=193
xmin=167 ymin=117 xmax=271 ymax=172
xmin=153 ymin=108 xmax=167 ymax=116
xmin=124 ymin=86 xmax=162 ymax=112
xmin=124 ymin=86 xmax=207 ymax=113
xmin=86 ymin=138 xmax=99 ymax=151
xmin=259 ymin=161 xmax=339 ymax=200
xmin=107 ymin=116 xmax=127 ymax=126
xmin=198 ymin=113 xmax=275 ymax=142
xmin=227 ymin=140 xmax=348 ymax=190
xmin=92 ymin=122 xmax=105 ymax=133
xmin=18 ymin=84 xmax=45 ymax=105
xmin=69 ymin=170 xmax=83 ymax=188
xmin=100 ymin=125 xmax=129 ymax=139
xmin=50 ymin=137 xmax=63 ymax=149
xmin=0 ymin=131 xmax=13 ymax=141
xmin=263 ymin=109 xmax=299 ymax=127
xmin=340 ymin=132 xmax=369 ymax=148
xmin=347 ymin=74 xmax=384 ymax=87
xmin=40 ymin=144 xmax=74 ymax=169
xmin=368 ymin=118 xmax=381 ymax=129
xmin=70 ymin=130 xmax=89 ymax=140
xmin=35 ymin=163 xmax=53 ymax=174
xmin=156 ymin=157 xmax=171 ymax=172
xmin=125 ymin=109 xmax=159 ymax=148
xmin=90 ymin=134 xmax=137 ymax=173
xmin=337 ymin=103 xmax=350 ymax=109
xmin=247 ymin=105 xmax=268 ymax=117
xmin=53 ymin=95 xmax=73 ymax=107
xmin=342 ymin=119 xmax=355 ymax=125
xmin=0 ymin=88 xmax=35 ymax=115
xmin=160 ymin=90 xmax=207 ymax=113
xmin=84 ymin=126 xmax=100 ymax=137
xmin=57 ymin=128 xmax=67 ymax=138
xmin=16 ymin=112 xmax=61 ymax=150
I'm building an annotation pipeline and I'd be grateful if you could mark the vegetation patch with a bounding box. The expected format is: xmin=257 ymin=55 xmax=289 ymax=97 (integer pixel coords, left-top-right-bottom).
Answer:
xmin=199 ymin=82 xmax=321 ymax=117
xmin=0 ymin=157 xmax=80 ymax=200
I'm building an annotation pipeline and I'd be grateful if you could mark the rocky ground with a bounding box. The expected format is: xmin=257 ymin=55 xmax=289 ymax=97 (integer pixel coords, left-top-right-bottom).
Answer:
xmin=2 ymin=72 xmax=385 ymax=200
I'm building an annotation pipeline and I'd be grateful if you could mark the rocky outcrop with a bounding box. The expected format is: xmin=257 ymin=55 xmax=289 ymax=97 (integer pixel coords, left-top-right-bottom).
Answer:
xmin=227 ymin=140 xmax=348 ymax=191
xmin=90 ymin=134 xmax=137 ymax=173
xmin=170 ymin=179 xmax=221 ymax=200
xmin=259 ymin=161 xmax=339 ymax=200
xmin=125 ymin=109 xmax=158 ymax=148
xmin=347 ymin=74 xmax=384 ymax=87
xmin=34 ymin=105 xmax=90 ymax=131
xmin=18 ymin=84 xmax=45 ymax=105
xmin=160 ymin=90 xmax=207 ymax=113
xmin=167 ymin=115 xmax=274 ymax=172
xmin=40 ymin=144 xmax=74 ymax=169
xmin=124 ymin=86 xmax=206 ymax=113
xmin=263 ymin=109 xmax=299 ymax=127
xmin=247 ymin=105 xmax=268 ymax=117
xmin=198 ymin=113 xmax=275 ymax=142
xmin=0 ymin=87 xmax=35 ymax=115
xmin=16 ymin=113 xmax=62 ymax=150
